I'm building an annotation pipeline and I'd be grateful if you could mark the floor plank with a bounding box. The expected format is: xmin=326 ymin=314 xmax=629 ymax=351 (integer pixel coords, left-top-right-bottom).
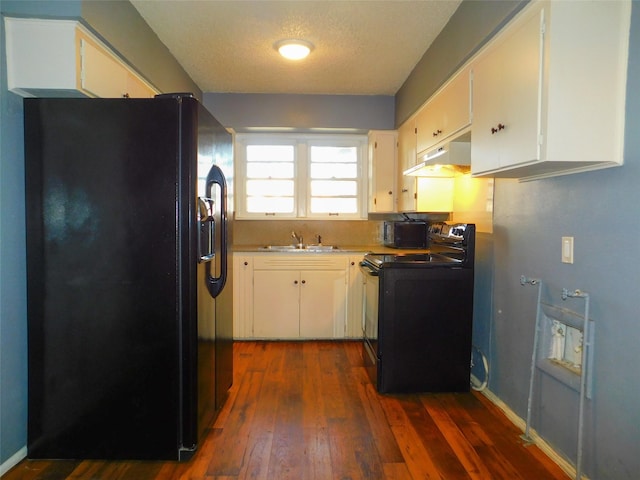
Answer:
xmin=4 ymin=341 xmax=569 ymax=480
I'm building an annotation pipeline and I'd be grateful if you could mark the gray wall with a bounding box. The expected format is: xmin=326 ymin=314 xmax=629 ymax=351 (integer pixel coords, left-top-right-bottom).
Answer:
xmin=397 ymin=2 xmax=640 ymax=478
xmin=204 ymin=92 xmax=394 ymax=131
xmin=0 ymin=0 xmax=198 ymax=467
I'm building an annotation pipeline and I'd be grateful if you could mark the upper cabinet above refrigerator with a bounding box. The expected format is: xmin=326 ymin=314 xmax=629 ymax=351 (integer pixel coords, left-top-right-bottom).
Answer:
xmin=4 ymin=17 xmax=158 ymax=98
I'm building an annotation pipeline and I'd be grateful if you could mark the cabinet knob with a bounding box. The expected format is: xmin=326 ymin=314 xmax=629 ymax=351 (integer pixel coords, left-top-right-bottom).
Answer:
xmin=351 ymin=261 xmax=355 ymax=266
xmin=301 ymin=280 xmax=306 ymax=284
xmin=294 ymin=280 xmax=299 ymax=285
xmin=244 ymin=261 xmax=248 ymax=266
xmin=388 ymin=191 xmax=393 ymax=195
xmin=491 ymin=123 xmax=506 ymax=134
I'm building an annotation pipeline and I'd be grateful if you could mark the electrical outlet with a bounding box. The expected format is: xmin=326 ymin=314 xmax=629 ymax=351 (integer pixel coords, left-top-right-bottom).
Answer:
xmin=562 ymin=236 xmax=574 ymax=264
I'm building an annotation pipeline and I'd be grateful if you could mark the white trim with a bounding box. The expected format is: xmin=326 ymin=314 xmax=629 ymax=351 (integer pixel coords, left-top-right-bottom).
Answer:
xmin=0 ymin=446 xmax=27 ymax=476
xmin=480 ymin=388 xmax=586 ymax=480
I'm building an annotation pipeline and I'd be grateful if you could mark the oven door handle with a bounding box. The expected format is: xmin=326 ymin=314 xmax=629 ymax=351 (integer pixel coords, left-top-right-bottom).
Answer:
xmin=359 ymin=262 xmax=379 ymax=276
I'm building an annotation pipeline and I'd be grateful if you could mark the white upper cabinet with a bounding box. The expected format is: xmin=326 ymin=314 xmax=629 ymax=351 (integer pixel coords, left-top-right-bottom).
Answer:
xmin=397 ymin=116 xmax=455 ymax=213
xmin=415 ymin=67 xmax=472 ymax=157
xmin=368 ymin=130 xmax=398 ymax=213
xmin=397 ymin=119 xmax=417 ymax=212
xmin=4 ymin=17 xmax=158 ymax=98
xmin=471 ymin=6 xmax=541 ymax=175
xmin=471 ymin=0 xmax=631 ymax=180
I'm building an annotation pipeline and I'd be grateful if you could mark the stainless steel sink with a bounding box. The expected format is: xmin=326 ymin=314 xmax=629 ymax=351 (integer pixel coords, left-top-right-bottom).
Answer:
xmin=262 ymin=245 xmax=338 ymax=252
xmin=303 ymin=245 xmax=337 ymax=252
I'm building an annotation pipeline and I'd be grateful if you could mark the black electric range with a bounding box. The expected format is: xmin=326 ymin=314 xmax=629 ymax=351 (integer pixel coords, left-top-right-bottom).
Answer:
xmin=360 ymin=222 xmax=475 ymax=393
xmin=362 ymin=222 xmax=474 ymax=271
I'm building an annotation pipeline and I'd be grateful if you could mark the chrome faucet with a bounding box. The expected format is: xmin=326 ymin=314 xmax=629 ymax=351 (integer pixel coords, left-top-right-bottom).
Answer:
xmin=291 ymin=231 xmax=303 ymax=248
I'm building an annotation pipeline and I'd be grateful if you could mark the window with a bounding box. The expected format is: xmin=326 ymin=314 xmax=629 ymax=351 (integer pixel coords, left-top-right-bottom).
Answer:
xmin=236 ymin=134 xmax=367 ymax=219
xmin=246 ymin=144 xmax=295 ymax=214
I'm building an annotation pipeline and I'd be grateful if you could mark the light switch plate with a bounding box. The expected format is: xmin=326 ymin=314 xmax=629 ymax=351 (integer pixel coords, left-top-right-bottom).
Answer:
xmin=562 ymin=236 xmax=574 ymax=264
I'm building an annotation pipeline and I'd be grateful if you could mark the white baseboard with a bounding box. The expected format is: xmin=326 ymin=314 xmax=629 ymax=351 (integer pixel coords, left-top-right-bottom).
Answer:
xmin=480 ymin=388 xmax=584 ymax=480
xmin=0 ymin=446 xmax=27 ymax=477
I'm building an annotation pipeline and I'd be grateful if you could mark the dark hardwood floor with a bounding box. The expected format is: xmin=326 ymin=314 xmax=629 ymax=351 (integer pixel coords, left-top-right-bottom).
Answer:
xmin=5 ymin=341 xmax=568 ymax=479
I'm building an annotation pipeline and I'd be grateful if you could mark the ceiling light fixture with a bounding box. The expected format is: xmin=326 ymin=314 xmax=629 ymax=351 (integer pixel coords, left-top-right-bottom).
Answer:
xmin=275 ymin=39 xmax=314 ymax=61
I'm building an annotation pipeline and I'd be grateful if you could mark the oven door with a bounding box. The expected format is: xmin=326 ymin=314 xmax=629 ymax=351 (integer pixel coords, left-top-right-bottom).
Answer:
xmin=360 ymin=262 xmax=379 ymax=386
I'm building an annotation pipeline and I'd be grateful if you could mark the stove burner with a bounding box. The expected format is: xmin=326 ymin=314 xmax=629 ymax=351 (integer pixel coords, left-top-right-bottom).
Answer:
xmin=363 ymin=252 xmax=462 ymax=269
xmin=392 ymin=253 xmax=451 ymax=262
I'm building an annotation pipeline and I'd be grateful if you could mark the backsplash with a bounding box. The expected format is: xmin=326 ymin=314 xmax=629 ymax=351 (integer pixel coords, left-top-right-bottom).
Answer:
xmin=232 ymin=219 xmax=384 ymax=247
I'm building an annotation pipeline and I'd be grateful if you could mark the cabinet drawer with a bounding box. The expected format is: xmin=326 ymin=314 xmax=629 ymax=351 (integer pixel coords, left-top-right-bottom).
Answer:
xmin=252 ymin=255 xmax=348 ymax=270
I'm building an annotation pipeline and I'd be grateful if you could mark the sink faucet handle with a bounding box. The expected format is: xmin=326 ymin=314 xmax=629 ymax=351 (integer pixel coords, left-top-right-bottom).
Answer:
xmin=291 ymin=231 xmax=303 ymax=246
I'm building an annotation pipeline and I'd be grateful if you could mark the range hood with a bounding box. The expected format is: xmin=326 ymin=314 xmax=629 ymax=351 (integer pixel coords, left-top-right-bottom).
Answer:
xmin=403 ymin=140 xmax=471 ymax=177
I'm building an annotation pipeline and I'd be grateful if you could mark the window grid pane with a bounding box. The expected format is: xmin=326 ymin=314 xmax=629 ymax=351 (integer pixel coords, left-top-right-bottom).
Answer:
xmin=245 ymin=144 xmax=295 ymax=214
xmin=247 ymin=197 xmax=294 ymax=213
xmin=310 ymin=163 xmax=357 ymax=179
xmin=247 ymin=162 xmax=294 ymax=179
xmin=309 ymin=145 xmax=358 ymax=214
xmin=311 ymin=180 xmax=357 ymax=196
xmin=247 ymin=145 xmax=294 ymax=163
xmin=310 ymin=146 xmax=358 ymax=163
xmin=246 ymin=179 xmax=294 ymax=197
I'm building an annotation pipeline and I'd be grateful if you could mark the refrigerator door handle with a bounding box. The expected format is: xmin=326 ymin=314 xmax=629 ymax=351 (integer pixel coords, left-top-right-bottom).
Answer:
xmin=197 ymin=197 xmax=215 ymax=263
xmin=204 ymin=164 xmax=227 ymax=298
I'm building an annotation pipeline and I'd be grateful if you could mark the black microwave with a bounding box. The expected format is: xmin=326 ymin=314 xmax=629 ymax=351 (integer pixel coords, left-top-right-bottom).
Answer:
xmin=383 ymin=221 xmax=427 ymax=248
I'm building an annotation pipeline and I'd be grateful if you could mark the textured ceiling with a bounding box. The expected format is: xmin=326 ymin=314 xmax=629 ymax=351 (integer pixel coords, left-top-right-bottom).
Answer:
xmin=130 ymin=0 xmax=462 ymax=95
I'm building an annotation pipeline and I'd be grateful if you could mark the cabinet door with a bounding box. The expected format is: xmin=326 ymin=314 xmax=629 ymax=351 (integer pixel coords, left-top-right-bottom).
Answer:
xmin=415 ymin=98 xmax=441 ymax=155
xmin=80 ymin=37 xmax=129 ymax=98
xmin=232 ymin=255 xmax=253 ymax=338
xmin=80 ymin=33 xmax=158 ymax=99
xmin=346 ymin=257 xmax=365 ymax=338
xmin=397 ymin=120 xmax=417 ymax=212
xmin=368 ymin=131 xmax=397 ymax=213
xmin=253 ymin=270 xmax=300 ymax=338
xmin=299 ymin=269 xmax=347 ymax=338
xmin=415 ymin=69 xmax=471 ymax=155
xmin=125 ymin=72 xmax=157 ymax=98
xmin=471 ymin=7 xmax=542 ymax=174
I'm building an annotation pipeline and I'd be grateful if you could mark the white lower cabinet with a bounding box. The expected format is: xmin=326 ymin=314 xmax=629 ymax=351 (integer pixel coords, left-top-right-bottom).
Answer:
xmin=253 ymin=269 xmax=347 ymax=338
xmin=232 ymin=255 xmax=254 ymax=338
xmin=234 ymin=253 xmax=358 ymax=339
xmin=253 ymin=269 xmax=302 ymax=338
xmin=346 ymin=257 xmax=365 ymax=338
xmin=298 ymin=269 xmax=346 ymax=338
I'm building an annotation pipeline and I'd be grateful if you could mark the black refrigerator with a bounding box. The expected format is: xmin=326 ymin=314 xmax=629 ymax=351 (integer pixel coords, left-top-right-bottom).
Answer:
xmin=23 ymin=94 xmax=233 ymax=461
